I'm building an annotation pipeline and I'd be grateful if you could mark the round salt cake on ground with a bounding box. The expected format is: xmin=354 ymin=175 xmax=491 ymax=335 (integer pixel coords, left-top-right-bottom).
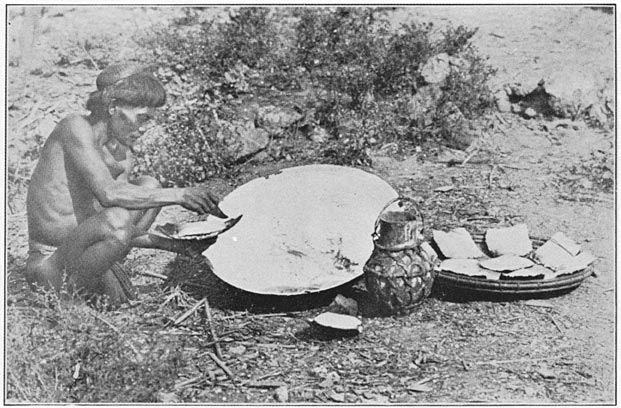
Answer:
xmin=203 ymin=165 xmax=398 ymax=295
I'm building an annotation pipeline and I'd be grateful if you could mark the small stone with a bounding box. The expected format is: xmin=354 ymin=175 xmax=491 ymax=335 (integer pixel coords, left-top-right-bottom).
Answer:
xmin=328 ymin=391 xmax=346 ymax=402
xmin=309 ymin=126 xmax=329 ymax=143
xmin=228 ymin=345 xmax=247 ymax=355
xmin=495 ymin=90 xmax=512 ymax=113
xmin=586 ymin=103 xmax=609 ymax=125
xmin=421 ymin=53 xmax=451 ymax=84
xmin=274 ymin=386 xmax=289 ymax=402
xmin=157 ymin=391 xmax=181 ymax=403
xmin=327 ymin=294 xmax=358 ymax=316
xmin=319 ymin=371 xmax=341 ymax=388
xmin=523 ymin=107 xmax=537 ymax=118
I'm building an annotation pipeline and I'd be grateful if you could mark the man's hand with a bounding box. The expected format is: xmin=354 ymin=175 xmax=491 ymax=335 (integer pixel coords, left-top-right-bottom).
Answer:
xmin=179 ymin=186 xmax=227 ymax=218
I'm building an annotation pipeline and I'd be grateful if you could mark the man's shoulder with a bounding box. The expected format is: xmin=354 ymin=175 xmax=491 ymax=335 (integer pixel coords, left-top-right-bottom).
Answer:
xmin=56 ymin=114 xmax=95 ymax=140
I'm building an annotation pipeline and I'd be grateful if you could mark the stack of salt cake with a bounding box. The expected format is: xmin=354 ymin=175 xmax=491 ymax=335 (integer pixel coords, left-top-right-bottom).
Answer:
xmin=433 ymin=225 xmax=596 ymax=281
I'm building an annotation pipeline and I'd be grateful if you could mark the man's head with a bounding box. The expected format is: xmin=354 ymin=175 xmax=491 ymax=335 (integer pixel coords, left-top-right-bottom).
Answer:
xmin=87 ymin=63 xmax=167 ymax=146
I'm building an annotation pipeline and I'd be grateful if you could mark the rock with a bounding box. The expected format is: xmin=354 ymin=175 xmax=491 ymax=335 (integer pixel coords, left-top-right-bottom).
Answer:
xmin=228 ymin=345 xmax=247 ymax=355
xmin=495 ymin=90 xmax=512 ymax=112
xmin=220 ymin=121 xmax=269 ymax=161
xmin=523 ymin=107 xmax=537 ymax=118
xmin=256 ymin=105 xmax=303 ymax=138
xmin=319 ymin=371 xmax=341 ymax=388
xmin=327 ymin=294 xmax=358 ymax=316
xmin=586 ymin=103 xmax=609 ymax=125
xmin=542 ymin=69 xmax=600 ymax=109
xmin=157 ymin=391 xmax=181 ymax=403
xmin=421 ymin=53 xmax=450 ymax=84
xmin=408 ymin=83 xmax=443 ymax=126
xmin=274 ymin=386 xmax=289 ymax=402
xmin=309 ymin=126 xmax=329 ymax=143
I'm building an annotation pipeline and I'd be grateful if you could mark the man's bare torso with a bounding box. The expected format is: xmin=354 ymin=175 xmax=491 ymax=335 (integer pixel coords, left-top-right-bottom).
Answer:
xmin=27 ymin=114 xmax=131 ymax=247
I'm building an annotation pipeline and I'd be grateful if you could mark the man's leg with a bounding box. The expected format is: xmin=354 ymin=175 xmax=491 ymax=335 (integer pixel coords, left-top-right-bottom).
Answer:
xmin=26 ymin=205 xmax=138 ymax=305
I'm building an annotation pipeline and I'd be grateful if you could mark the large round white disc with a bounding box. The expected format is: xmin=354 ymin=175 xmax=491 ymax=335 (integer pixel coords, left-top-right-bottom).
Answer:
xmin=203 ymin=164 xmax=398 ymax=295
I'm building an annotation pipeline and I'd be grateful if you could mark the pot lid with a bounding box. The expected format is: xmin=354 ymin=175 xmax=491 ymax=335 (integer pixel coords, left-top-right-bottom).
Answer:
xmin=203 ymin=164 xmax=398 ymax=295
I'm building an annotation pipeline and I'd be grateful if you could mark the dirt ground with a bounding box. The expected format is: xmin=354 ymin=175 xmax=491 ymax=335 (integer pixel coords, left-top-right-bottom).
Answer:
xmin=5 ymin=5 xmax=616 ymax=404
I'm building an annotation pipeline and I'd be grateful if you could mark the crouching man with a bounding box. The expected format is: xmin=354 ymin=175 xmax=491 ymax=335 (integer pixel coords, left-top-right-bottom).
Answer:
xmin=26 ymin=63 xmax=222 ymax=306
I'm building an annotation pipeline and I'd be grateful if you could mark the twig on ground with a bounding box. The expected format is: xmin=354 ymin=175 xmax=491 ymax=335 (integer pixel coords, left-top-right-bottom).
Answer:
xmin=502 ymin=164 xmax=530 ymax=170
xmin=488 ymin=165 xmax=497 ymax=188
xmin=138 ymin=270 xmax=168 ymax=280
xmin=80 ymin=42 xmax=100 ymax=70
xmin=171 ymin=298 xmax=206 ymax=326
xmin=495 ymin=112 xmax=508 ymax=125
xmin=8 ymin=370 xmax=29 ymax=401
xmin=90 ymin=311 xmax=143 ymax=363
xmin=207 ymin=352 xmax=238 ymax=388
xmin=475 ymin=355 xmax=566 ymax=366
xmin=255 ymin=370 xmax=283 ymax=381
xmin=460 ymin=150 xmax=478 ymax=166
xmin=549 ymin=316 xmax=564 ymax=333
xmin=559 ymin=194 xmax=614 ymax=204
xmin=204 ymin=299 xmax=223 ymax=360
xmin=18 ymin=100 xmax=42 ymax=126
xmin=245 ymin=381 xmax=286 ymax=388
xmin=175 ymin=374 xmax=206 ymax=389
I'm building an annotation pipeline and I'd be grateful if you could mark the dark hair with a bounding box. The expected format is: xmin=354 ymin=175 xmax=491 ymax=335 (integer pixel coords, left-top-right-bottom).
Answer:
xmin=86 ymin=72 xmax=166 ymax=113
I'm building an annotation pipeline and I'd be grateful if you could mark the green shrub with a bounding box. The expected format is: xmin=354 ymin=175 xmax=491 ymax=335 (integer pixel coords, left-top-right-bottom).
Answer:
xmin=438 ymin=46 xmax=497 ymax=120
xmin=375 ymin=22 xmax=435 ymax=96
xmin=138 ymin=7 xmax=497 ymax=181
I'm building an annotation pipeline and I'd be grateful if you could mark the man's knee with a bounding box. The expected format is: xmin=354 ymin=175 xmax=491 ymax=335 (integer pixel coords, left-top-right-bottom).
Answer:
xmin=132 ymin=175 xmax=161 ymax=189
xmin=101 ymin=207 xmax=133 ymax=244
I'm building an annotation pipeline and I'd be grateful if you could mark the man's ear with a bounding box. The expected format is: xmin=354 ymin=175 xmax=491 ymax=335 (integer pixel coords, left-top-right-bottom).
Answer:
xmin=108 ymin=105 xmax=116 ymax=116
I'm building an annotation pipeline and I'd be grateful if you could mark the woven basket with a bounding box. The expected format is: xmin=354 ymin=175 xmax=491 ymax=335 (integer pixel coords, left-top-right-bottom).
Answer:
xmin=435 ymin=233 xmax=593 ymax=295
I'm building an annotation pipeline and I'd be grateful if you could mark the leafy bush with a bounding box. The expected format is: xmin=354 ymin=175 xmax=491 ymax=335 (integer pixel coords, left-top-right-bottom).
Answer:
xmin=138 ymin=7 xmax=497 ymax=182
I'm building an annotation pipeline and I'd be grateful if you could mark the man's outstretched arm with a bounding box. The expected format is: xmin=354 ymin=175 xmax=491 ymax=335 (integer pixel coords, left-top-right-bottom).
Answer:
xmin=60 ymin=115 xmax=222 ymax=215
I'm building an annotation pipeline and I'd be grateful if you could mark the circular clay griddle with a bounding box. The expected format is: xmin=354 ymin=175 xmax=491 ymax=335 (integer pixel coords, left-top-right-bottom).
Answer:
xmin=203 ymin=165 xmax=398 ymax=295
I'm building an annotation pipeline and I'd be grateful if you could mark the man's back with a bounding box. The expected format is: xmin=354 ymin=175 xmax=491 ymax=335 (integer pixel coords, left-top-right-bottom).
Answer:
xmin=27 ymin=114 xmax=99 ymax=247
